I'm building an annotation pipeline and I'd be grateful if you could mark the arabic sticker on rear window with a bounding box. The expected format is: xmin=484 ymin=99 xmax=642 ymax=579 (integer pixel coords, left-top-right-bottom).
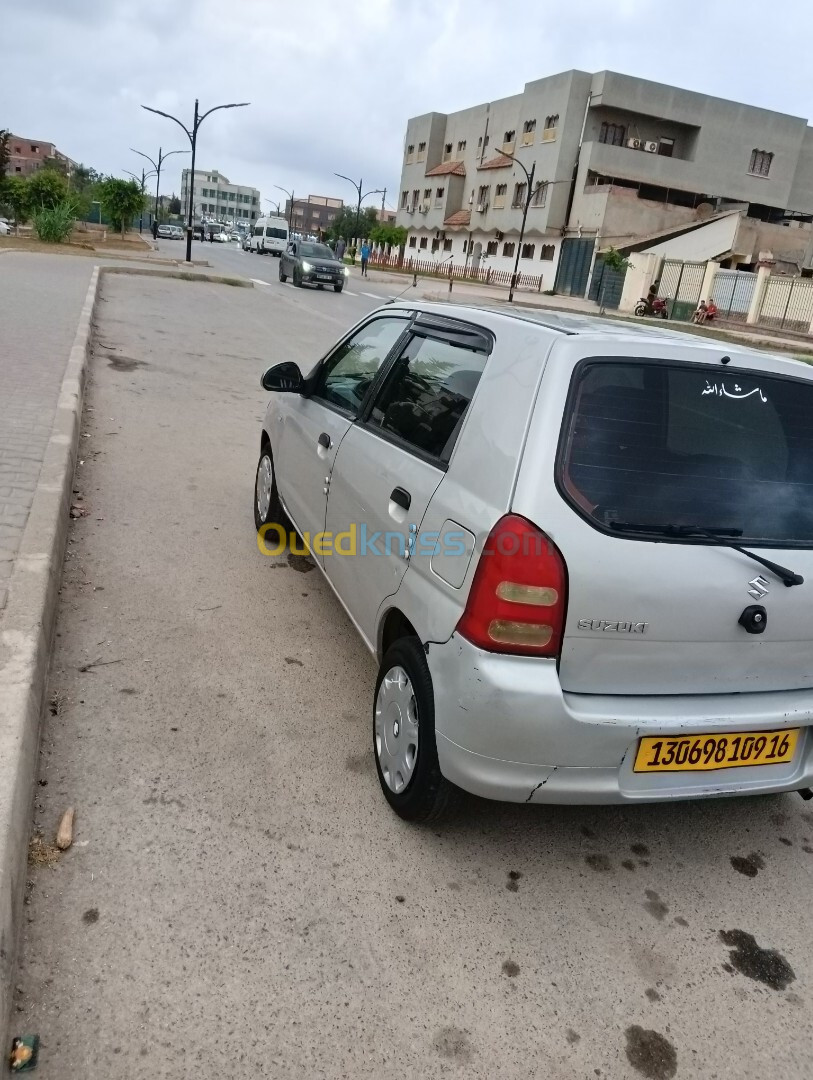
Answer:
xmin=702 ymin=379 xmax=767 ymax=403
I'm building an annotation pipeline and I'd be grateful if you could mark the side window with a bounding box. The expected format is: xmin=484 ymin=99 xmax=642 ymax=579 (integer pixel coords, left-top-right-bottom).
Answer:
xmin=313 ymin=318 xmax=409 ymax=416
xmin=367 ymin=334 xmax=488 ymax=463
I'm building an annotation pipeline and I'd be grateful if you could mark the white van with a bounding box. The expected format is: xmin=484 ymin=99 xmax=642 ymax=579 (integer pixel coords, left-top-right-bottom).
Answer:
xmin=251 ymin=216 xmax=289 ymax=256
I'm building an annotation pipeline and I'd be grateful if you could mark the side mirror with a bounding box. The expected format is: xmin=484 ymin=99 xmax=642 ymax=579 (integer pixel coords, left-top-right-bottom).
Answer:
xmin=261 ymin=362 xmax=303 ymax=393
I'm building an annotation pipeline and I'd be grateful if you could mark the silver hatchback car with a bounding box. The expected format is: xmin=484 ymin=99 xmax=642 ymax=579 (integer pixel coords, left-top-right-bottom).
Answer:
xmin=255 ymin=304 xmax=813 ymax=821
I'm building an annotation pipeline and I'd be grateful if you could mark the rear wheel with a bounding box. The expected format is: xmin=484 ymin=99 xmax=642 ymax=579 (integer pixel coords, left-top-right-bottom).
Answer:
xmin=374 ymin=638 xmax=457 ymax=823
xmin=278 ymin=263 xmax=288 ymax=283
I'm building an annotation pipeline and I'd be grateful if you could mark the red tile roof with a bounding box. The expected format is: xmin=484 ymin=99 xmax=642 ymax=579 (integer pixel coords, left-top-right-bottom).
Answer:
xmin=425 ymin=161 xmax=466 ymax=177
xmin=443 ymin=210 xmax=471 ymax=227
xmin=477 ymin=154 xmax=513 ymax=170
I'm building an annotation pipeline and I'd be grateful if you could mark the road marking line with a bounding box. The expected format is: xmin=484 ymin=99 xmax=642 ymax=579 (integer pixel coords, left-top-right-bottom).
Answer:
xmin=344 ymin=290 xmax=359 ymax=296
xmin=250 ymin=278 xmax=271 ymax=286
xmin=362 ymin=292 xmax=384 ymax=300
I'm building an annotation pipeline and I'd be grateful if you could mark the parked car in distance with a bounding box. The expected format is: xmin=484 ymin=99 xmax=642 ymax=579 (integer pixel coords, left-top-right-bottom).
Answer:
xmin=157 ymin=224 xmax=174 ymax=239
xmin=255 ymin=304 xmax=813 ymax=822
xmin=278 ymin=240 xmax=347 ymax=291
xmin=0 ymin=218 xmax=10 ymax=235
xmin=169 ymin=225 xmax=185 ymax=240
xmin=242 ymin=234 xmax=252 ymax=251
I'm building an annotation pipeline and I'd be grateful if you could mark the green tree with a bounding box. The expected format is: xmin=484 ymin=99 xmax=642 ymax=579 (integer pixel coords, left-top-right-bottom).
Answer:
xmin=98 ymin=176 xmax=145 ymax=237
xmin=329 ymin=205 xmax=378 ymax=243
xmin=27 ymin=169 xmax=69 ymax=210
xmin=2 ymin=175 xmax=30 ymax=230
xmin=0 ymin=130 xmax=10 ymax=185
xmin=169 ymin=195 xmax=181 ymax=215
xmin=370 ymin=223 xmax=407 ymax=249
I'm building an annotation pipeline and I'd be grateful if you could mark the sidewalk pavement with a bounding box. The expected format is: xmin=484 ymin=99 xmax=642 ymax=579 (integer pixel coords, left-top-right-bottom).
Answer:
xmin=361 ymin=266 xmax=813 ymax=356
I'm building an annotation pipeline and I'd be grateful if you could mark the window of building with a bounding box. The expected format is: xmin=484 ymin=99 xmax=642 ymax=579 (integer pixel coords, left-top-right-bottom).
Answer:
xmin=423 ymin=188 xmax=431 ymax=202
xmin=229 ymin=192 xmax=235 ymax=200
xmin=401 ymin=190 xmax=409 ymax=208
xmin=503 ymin=130 xmax=516 ymax=146
xmin=477 ymin=184 xmax=490 ymax=208
xmin=521 ymin=242 xmax=535 ymax=259
xmin=411 ymin=189 xmax=420 ymax=209
xmin=15 ymin=166 xmax=21 ymax=172
xmin=417 ymin=141 xmax=427 ymax=161
xmin=443 ymin=142 xmax=453 ymax=161
xmin=531 ymin=182 xmax=547 ymax=207
xmin=406 ymin=144 xmax=415 ymax=161
xmin=457 ymin=139 xmax=467 ymax=153
xmin=462 ymin=240 xmax=467 ymax=253
xmin=599 ymin=122 xmax=626 ymax=146
xmin=478 ymin=136 xmax=482 ymax=147
xmin=512 ymin=182 xmax=527 ymax=208
xmin=503 ymin=241 xmax=516 ymax=257
xmin=522 ymin=119 xmax=536 ymax=145
xmin=435 ymin=186 xmax=445 ymax=206
xmin=484 ymin=134 xmax=490 ymax=147
xmin=544 ymin=115 xmax=559 ymax=134
xmin=443 ymin=238 xmax=452 ymax=252
xmin=409 ymin=236 xmax=417 ymax=248
xmin=658 ymin=138 xmax=675 ymax=158
xmin=432 ymin=238 xmax=440 ymax=253
xmin=419 ymin=236 xmax=428 ymax=249
xmin=486 ymin=240 xmax=498 ymax=256
xmin=494 ymin=183 xmax=507 ymax=208
xmin=540 ymin=244 xmax=555 ymax=261
xmin=31 ymin=145 xmax=39 ymax=153
xmin=14 ymin=145 xmax=20 ymax=153
xmin=749 ymin=149 xmax=773 ymax=177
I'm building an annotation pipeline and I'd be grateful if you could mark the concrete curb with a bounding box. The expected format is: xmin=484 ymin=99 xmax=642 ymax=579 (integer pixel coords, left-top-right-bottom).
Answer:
xmin=0 ymin=265 xmax=99 ymax=1056
xmin=100 ymin=266 xmax=252 ymax=288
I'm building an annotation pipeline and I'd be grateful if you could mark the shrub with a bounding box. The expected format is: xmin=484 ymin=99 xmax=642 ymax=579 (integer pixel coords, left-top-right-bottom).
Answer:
xmin=32 ymin=199 xmax=77 ymax=243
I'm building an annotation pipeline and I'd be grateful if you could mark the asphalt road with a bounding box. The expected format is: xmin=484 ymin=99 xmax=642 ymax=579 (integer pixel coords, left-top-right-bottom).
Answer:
xmin=15 ymin=269 xmax=813 ymax=1079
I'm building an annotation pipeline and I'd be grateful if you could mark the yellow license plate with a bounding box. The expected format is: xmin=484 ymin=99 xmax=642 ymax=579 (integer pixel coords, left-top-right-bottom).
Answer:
xmin=634 ymin=729 xmax=800 ymax=773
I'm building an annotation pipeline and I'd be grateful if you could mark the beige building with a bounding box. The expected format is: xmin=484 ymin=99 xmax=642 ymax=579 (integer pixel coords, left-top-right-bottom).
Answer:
xmin=396 ymin=69 xmax=813 ymax=297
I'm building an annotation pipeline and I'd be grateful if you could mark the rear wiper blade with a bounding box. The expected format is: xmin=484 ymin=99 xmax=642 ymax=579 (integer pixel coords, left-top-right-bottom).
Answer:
xmin=609 ymin=521 xmax=804 ymax=588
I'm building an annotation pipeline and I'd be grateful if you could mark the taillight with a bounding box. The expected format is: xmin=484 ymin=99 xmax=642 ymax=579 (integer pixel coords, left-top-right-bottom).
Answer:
xmin=456 ymin=515 xmax=568 ymax=658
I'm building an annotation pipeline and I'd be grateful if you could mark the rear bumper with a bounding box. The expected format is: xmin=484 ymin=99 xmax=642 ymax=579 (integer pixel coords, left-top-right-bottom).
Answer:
xmin=427 ymin=634 xmax=813 ymax=804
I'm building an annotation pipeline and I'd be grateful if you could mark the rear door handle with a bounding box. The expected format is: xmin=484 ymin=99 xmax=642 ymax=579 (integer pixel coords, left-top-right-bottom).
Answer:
xmin=318 ymin=432 xmax=331 ymax=449
xmin=390 ymin=487 xmax=411 ymax=510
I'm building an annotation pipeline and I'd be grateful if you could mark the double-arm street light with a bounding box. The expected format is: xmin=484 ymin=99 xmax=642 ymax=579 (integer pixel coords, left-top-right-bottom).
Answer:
xmin=141 ymin=97 xmax=250 ymax=262
xmin=124 ymin=167 xmax=157 ymax=233
xmin=334 ymin=173 xmax=384 ymax=240
xmin=265 ymin=198 xmax=281 ymax=214
xmin=499 ymin=149 xmax=572 ymax=302
xmin=274 ymin=186 xmax=294 ymax=231
xmin=130 ymin=146 xmax=189 ymax=230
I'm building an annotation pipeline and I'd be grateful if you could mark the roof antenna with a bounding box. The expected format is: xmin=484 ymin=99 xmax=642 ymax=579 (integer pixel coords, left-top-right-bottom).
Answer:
xmin=721 ymin=355 xmax=731 ymax=364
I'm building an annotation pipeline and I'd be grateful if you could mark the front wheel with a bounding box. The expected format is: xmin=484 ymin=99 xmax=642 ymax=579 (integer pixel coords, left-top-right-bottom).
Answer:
xmin=254 ymin=445 xmax=283 ymax=532
xmin=634 ymin=302 xmax=646 ymax=316
xmin=278 ymin=264 xmax=288 ymax=283
xmin=374 ymin=638 xmax=457 ymax=823
xmin=293 ymin=269 xmax=302 ymax=288
xmin=334 ymin=283 xmax=344 ymax=293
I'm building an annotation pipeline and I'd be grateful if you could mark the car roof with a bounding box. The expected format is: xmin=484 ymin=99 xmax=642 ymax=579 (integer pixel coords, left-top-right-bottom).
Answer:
xmin=381 ymin=300 xmax=811 ymax=375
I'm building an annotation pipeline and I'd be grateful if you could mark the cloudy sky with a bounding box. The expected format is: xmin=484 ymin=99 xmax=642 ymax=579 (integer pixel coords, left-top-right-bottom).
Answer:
xmin=3 ymin=0 xmax=812 ymax=214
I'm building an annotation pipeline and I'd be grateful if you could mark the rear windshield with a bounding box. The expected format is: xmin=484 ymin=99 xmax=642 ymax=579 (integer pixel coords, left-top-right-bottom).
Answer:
xmin=559 ymin=359 xmax=813 ymax=547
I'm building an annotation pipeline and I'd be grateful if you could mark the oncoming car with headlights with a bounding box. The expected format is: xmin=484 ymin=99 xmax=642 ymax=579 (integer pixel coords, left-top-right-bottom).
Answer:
xmin=279 ymin=240 xmax=348 ymax=292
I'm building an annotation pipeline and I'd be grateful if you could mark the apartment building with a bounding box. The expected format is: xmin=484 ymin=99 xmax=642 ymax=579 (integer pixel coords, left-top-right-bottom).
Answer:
xmin=395 ymin=70 xmax=813 ymax=294
xmin=284 ymin=195 xmax=343 ymax=237
xmin=180 ymin=169 xmax=260 ymax=224
xmin=7 ymin=135 xmax=75 ymax=178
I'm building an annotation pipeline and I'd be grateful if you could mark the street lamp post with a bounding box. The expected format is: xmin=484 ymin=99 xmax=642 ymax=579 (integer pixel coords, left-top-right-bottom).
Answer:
xmin=124 ymin=167 xmax=157 ymax=233
xmin=498 ymin=149 xmax=571 ymax=302
xmin=274 ymin=186 xmax=294 ymax=232
xmin=334 ymin=173 xmax=384 ymax=242
xmin=265 ymin=198 xmax=281 ymax=214
xmin=142 ymin=98 xmax=250 ymax=262
xmin=131 ymin=146 xmax=189 ymax=230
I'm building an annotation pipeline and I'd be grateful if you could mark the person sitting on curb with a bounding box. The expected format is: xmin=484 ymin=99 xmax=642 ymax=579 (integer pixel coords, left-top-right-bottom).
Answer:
xmin=692 ymin=300 xmax=708 ymax=324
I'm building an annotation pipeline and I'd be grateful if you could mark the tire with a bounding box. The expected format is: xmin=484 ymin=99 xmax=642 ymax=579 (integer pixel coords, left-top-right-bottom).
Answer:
xmin=293 ymin=269 xmax=302 ymax=288
xmin=634 ymin=303 xmax=646 ymax=316
xmin=660 ymin=309 xmax=669 ymax=320
xmin=254 ymin=444 xmax=284 ymax=532
xmin=279 ymin=263 xmax=288 ymax=283
xmin=373 ymin=637 xmax=458 ymax=823
xmin=334 ymin=284 xmax=343 ymax=293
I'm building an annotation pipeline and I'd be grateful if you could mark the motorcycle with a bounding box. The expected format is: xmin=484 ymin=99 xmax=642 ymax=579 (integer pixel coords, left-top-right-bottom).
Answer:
xmin=634 ymin=296 xmax=669 ymax=319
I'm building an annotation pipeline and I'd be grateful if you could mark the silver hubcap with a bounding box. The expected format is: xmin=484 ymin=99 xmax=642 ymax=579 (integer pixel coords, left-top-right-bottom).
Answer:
xmin=256 ymin=454 xmax=273 ymax=519
xmin=375 ymin=666 xmax=419 ymax=794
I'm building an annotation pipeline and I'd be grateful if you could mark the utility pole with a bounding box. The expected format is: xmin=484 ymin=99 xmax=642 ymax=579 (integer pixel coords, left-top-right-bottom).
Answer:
xmin=334 ymin=173 xmax=385 ymax=242
xmin=124 ymin=167 xmax=156 ymax=234
xmin=131 ymin=146 xmax=189 ymax=229
xmin=142 ymin=97 xmax=250 ymax=262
